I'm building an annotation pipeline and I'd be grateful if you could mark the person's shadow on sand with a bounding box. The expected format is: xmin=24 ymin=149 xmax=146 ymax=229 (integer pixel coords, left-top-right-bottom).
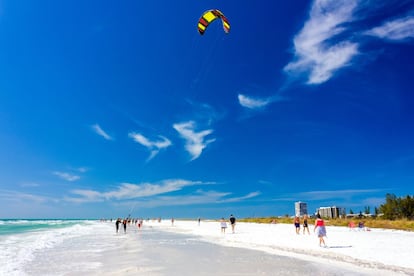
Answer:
xmin=327 ymin=245 xmax=353 ymax=249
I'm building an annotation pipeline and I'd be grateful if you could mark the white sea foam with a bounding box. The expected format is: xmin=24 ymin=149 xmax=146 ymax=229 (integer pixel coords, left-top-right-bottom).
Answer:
xmin=0 ymin=221 xmax=95 ymax=275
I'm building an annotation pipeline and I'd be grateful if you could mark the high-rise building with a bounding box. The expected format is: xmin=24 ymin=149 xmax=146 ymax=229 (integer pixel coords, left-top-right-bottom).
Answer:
xmin=295 ymin=201 xmax=308 ymax=216
xmin=317 ymin=206 xmax=346 ymax=218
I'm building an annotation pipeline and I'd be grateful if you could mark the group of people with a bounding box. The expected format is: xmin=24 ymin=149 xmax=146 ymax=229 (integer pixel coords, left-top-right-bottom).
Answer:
xmin=115 ymin=213 xmax=327 ymax=247
xmin=293 ymin=215 xmax=310 ymax=235
xmin=115 ymin=218 xmax=128 ymax=234
xmin=294 ymin=214 xmax=327 ymax=247
xmin=220 ymin=214 xmax=236 ymax=233
xmin=348 ymin=220 xmax=368 ymax=231
xmin=115 ymin=218 xmax=145 ymax=233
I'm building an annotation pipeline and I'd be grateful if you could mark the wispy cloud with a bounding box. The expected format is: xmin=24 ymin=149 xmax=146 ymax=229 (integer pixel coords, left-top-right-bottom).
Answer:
xmin=20 ymin=182 xmax=40 ymax=188
xmin=53 ymin=171 xmax=80 ymax=182
xmin=220 ymin=191 xmax=261 ymax=203
xmin=66 ymin=179 xmax=208 ymax=203
xmin=173 ymin=121 xmax=215 ymax=161
xmin=91 ymin=124 xmax=113 ymax=140
xmin=284 ymin=0 xmax=359 ymax=85
xmin=238 ymin=94 xmax=271 ymax=109
xmin=76 ymin=167 xmax=89 ymax=173
xmin=296 ymin=189 xmax=384 ymax=201
xmin=68 ymin=185 xmax=261 ymax=207
xmin=365 ymin=15 xmax=414 ymax=41
xmin=238 ymin=94 xmax=286 ymax=109
xmin=0 ymin=190 xmax=49 ymax=203
xmin=128 ymin=132 xmax=172 ymax=160
xmin=129 ymin=190 xmax=260 ymax=208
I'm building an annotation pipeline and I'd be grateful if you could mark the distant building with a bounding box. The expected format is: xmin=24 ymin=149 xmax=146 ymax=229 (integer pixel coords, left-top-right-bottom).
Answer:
xmin=317 ymin=206 xmax=346 ymax=219
xmin=295 ymin=201 xmax=308 ymax=216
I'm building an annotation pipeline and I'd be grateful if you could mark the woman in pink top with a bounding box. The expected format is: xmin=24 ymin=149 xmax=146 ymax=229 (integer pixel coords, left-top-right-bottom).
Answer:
xmin=314 ymin=214 xmax=327 ymax=247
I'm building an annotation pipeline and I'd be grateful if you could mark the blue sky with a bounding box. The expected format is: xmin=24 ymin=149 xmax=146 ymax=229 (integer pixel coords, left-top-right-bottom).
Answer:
xmin=1 ymin=0 xmax=414 ymax=219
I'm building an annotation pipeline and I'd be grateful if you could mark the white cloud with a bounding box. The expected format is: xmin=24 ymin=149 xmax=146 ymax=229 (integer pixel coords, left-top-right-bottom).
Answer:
xmin=53 ymin=171 xmax=80 ymax=182
xmin=91 ymin=124 xmax=113 ymax=140
xmin=66 ymin=179 xmax=206 ymax=202
xmin=365 ymin=16 xmax=414 ymax=41
xmin=238 ymin=94 xmax=287 ymax=109
xmin=284 ymin=0 xmax=359 ymax=84
xmin=20 ymin=182 xmax=40 ymax=187
xmin=296 ymin=189 xmax=384 ymax=201
xmin=173 ymin=121 xmax=215 ymax=161
xmin=136 ymin=190 xmax=261 ymax=208
xmin=65 ymin=189 xmax=103 ymax=203
xmin=0 ymin=190 xmax=49 ymax=203
xmin=105 ymin=179 xmax=200 ymax=199
xmin=68 ymin=186 xmax=261 ymax=207
xmin=76 ymin=167 xmax=89 ymax=173
xmin=220 ymin=191 xmax=261 ymax=203
xmin=128 ymin=132 xmax=172 ymax=160
xmin=238 ymin=94 xmax=271 ymax=109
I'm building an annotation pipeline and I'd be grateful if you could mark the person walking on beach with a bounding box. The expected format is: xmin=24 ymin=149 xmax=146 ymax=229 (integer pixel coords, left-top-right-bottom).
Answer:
xmin=122 ymin=219 xmax=127 ymax=234
xmin=115 ymin=218 xmax=121 ymax=234
xmin=303 ymin=215 xmax=310 ymax=235
xmin=229 ymin=214 xmax=236 ymax=233
xmin=294 ymin=216 xmax=300 ymax=234
xmin=314 ymin=214 xmax=327 ymax=247
xmin=220 ymin=218 xmax=227 ymax=233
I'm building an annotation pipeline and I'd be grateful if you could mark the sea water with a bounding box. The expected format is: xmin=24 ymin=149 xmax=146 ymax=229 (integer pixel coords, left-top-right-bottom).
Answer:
xmin=0 ymin=220 xmax=386 ymax=275
xmin=0 ymin=219 xmax=98 ymax=275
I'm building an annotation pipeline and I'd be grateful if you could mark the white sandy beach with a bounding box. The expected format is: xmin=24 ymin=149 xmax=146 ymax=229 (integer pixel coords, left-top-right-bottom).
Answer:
xmin=145 ymin=219 xmax=414 ymax=275
xmin=8 ymin=219 xmax=414 ymax=275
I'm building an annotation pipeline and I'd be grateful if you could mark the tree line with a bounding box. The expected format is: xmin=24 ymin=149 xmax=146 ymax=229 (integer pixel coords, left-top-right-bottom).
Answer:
xmin=379 ymin=193 xmax=414 ymax=220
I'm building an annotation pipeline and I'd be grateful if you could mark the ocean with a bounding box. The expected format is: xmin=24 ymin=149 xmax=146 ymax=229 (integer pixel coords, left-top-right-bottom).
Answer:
xmin=0 ymin=219 xmax=378 ymax=275
xmin=0 ymin=219 xmax=100 ymax=275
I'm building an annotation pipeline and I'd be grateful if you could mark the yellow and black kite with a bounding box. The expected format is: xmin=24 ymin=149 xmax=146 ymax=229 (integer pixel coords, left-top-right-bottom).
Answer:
xmin=198 ymin=9 xmax=230 ymax=35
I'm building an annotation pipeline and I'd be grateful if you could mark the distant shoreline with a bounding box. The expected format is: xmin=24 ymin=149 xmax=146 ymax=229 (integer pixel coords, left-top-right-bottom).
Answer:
xmin=2 ymin=217 xmax=413 ymax=231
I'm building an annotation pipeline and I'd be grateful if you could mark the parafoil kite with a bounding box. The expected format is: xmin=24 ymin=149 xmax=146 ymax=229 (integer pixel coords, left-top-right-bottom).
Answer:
xmin=198 ymin=9 xmax=230 ymax=35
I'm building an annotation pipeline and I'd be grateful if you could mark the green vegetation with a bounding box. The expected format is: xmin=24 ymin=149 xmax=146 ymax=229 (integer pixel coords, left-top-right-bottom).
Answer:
xmin=239 ymin=193 xmax=414 ymax=231
xmin=379 ymin=194 xmax=414 ymax=220
xmin=239 ymin=217 xmax=414 ymax=231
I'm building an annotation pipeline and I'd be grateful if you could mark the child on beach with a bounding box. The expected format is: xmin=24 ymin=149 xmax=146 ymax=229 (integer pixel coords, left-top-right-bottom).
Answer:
xmin=220 ymin=218 xmax=227 ymax=233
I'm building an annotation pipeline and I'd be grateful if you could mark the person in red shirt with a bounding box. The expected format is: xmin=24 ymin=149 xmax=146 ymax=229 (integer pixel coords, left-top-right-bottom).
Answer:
xmin=314 ymin=214 xmax=327 ymax=247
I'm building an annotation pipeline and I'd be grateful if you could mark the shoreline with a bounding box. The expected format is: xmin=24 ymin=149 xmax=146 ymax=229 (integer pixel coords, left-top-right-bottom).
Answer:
xmin=4 ymin=219 xmax=413 ymax=275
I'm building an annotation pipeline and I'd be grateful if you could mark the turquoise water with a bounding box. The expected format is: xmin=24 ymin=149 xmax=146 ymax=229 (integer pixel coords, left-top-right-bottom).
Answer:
xmin=0 ymin=219 xmax=93 ymax=235
xmin=0 ymin=219 xmax=98 ymax=275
